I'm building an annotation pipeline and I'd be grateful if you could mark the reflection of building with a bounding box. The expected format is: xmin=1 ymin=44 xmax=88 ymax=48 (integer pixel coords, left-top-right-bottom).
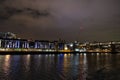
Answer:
xmin=0 ymin=32 xmax=16 ymax=39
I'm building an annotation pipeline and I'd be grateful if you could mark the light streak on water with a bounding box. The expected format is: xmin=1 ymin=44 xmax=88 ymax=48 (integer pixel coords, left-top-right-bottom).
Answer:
xmin=0 ymin=53 xmax=119 ymax=80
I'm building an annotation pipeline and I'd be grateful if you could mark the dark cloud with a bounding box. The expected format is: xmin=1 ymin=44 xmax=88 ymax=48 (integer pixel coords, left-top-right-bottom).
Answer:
xmin=0 ymin=0 xmax=6 ymax=4
xmin=0 ymin=0 xmax=120 ymax=41
xmin=0 ymin=7 xmax=23 ymax=21
xmin=0 ymin=6 xmax=49 ymax=21
xmin=24 ymin=8 xmax=49 ymax=18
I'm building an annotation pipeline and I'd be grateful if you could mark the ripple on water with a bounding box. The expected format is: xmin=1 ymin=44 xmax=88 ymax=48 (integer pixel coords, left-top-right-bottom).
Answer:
xmin=0 ymin=53 xmax=119 ymax=80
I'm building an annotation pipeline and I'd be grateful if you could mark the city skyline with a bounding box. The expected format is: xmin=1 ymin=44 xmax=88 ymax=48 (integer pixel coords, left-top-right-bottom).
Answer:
xmin=0 ymin=0 xmax=120 ymax=42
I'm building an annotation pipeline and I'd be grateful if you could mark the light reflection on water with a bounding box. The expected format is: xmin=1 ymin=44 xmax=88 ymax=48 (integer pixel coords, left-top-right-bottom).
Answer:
xmin=3 ymin=55 xmax=11 ymax=74
xmin=0 ymin=53 xmax=120 ymax=80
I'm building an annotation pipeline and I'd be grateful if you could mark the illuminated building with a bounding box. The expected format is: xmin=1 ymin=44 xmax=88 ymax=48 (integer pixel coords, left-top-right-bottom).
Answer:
xmin=0 ymin=32 xmax=120 ymax=52
xmin=35 ymin=40 xmax=50 ymax=49
xmin=20 ymin=39 xmax=29 ymax=48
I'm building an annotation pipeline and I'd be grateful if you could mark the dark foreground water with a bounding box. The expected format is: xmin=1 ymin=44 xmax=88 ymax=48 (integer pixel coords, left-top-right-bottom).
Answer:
xmin=0 ymin=53 xmax=120 ymax=80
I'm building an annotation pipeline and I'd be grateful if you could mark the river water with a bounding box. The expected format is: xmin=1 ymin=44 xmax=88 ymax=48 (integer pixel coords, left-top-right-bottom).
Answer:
xmin=0 ymin=53 xmax=120 ymax=80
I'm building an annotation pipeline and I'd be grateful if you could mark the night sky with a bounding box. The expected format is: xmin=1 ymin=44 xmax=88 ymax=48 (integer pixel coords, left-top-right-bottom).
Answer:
xmin=0 ymin=0 xmax=120 ymax=42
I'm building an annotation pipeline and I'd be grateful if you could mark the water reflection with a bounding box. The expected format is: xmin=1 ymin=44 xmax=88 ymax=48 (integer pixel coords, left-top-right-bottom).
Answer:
xmin=83 ymin=53 xmax=88 ymax=80
xmin=3 ymin=55 xmax=11 ymax=74
xmin=24 ymin=54 xmax=31 ymax=72
xmin=0 ymin=53 xmax=119 ymax=80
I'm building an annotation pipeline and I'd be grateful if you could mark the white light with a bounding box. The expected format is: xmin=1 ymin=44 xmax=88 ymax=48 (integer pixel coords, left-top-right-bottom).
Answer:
xmin=75 ymin=49 xmax=79 ymax=52
xmin=108 ymin=45 xmax=111 ymax=47
xmin=97 ymin=53 xmax=99 ymax=55
xmin=105 ymin=53 xmax=108 ymax=55
xmin=46 ymin=55 xmax=48 ymax=57
xmin=52 ymin=54 xmax=55 ymax=56
xmin=64 ymin=54 xmax=67 ymax=57
xmin=0 ymin=48 xmax=5 ymax=51
xmin=65 ymin=47 xmax=68 ymax=50
xmin=80 ymin=49 xmax=83 ymax=52
xmin=45 ymin=49 xmax=49 ymax=52
xmin=70 ymin=44 xmax=73 ymax=47
xmin=39 ymin=55 xmax=41 ymax=57
xmin=49 ymin=54 xmax=51 ymax=56
xmin=84 ymin=53 xmax=86 ymax=56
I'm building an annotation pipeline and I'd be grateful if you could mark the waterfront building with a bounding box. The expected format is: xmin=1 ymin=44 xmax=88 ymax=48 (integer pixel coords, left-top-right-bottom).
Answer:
xmin=0 ymin=32 xmax=120 ymax=52
xmin=58 ymin=42 xmax=65 ymax=50
xmin=49 ymin=42 xmax=55 ymax=49
xmin=19 ymin=39 xmax=29 ymax=48
xmin=35 ymin=40 xmax=50 ymax=50
xmin=29 ymin=40 xmax=35 ymax=48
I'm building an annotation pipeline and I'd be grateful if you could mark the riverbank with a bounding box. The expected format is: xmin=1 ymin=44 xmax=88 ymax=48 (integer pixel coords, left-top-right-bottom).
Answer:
xmin=0 ymin=51 xmax=119 ymax=55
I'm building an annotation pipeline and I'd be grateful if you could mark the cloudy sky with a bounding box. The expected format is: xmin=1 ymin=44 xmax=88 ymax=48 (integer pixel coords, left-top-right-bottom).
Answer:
xmin=0 ymin=0 xmax=120 ymax=42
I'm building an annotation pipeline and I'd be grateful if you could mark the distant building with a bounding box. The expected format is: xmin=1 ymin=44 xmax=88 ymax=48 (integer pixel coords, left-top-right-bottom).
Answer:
xmin=35 ymin=40 xmax=50 ymax=49
xmin=0 ymin=32 xmax=16 ymax=39
xmin=0 ymin=38 xmax=20 ymax=48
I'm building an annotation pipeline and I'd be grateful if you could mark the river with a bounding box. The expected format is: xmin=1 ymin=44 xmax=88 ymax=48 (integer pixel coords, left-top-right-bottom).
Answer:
xmin=0 ymin=53 xmax=120 ymax=80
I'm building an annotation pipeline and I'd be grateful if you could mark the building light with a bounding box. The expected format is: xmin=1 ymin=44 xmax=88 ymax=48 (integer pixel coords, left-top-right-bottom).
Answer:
xmin=65 ymin=47 xmax=68 ymax=50
xmin=108 ymin=45 xmax=111 ymax=47
xmin=70 ymin=44 xmax=73 ymax=47
xmin=64 ymin=45 xmax=68 ymax=50
xmin=75 ymin=49 xmax=80 ymax=52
